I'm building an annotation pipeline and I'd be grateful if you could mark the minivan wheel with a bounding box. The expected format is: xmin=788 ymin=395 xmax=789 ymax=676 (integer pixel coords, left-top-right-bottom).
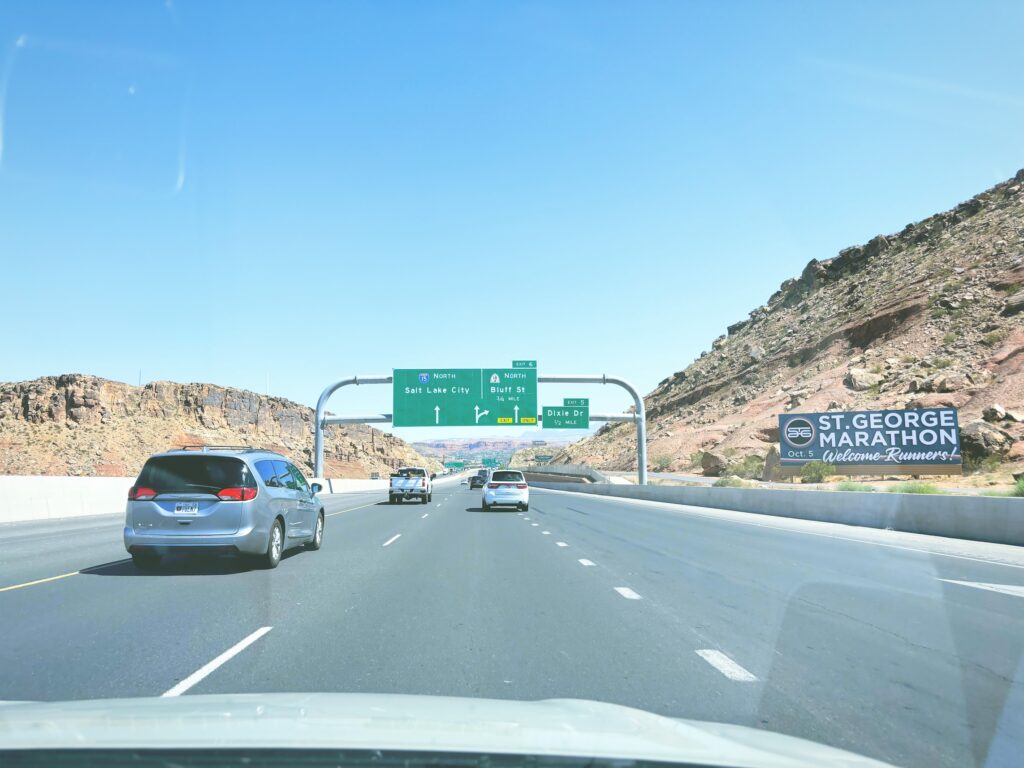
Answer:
xmin=307 ymin=513 xmax=324 ymax=551
xmin=131 ymin=551 xmax=160 ymax=570
xmin=261 ymin=520 xmax=283 ymax=569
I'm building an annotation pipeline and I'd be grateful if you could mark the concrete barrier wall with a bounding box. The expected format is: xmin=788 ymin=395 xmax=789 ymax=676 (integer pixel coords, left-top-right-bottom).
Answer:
xmin=518 ymin=464 xmax=609 ymax=483
xmin=530 ymin=482 xmax=1024 ymax=547
xmin=0 ymin=476 xmax=399 ymax=525
xmin=0 ymin=476 xmax=135 ymax=524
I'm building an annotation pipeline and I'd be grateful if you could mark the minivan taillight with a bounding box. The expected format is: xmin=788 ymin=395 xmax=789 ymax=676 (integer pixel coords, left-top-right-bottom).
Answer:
xmin=516 ymin=484 xmax=528 ymax=489
xmin=128 ymin=486 xmax=157 ymax=500
xmin=217 ymin=487 xmax=257 ymax=501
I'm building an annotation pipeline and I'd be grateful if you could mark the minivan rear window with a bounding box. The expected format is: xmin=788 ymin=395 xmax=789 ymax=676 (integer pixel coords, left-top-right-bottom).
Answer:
xmin=136 ymin=456 xmax=255 ymax=494
xmin=491 ymin=471 xmax=524 ymax=482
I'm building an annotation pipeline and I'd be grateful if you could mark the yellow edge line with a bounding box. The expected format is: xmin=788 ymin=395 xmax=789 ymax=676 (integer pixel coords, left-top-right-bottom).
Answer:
xmin=0 ymin=571 xmax=79 ymax=593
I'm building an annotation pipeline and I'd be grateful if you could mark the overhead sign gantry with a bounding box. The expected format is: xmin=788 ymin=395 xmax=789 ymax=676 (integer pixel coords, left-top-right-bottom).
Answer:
xmin=313 ymin=366 xmax=647 ymax=484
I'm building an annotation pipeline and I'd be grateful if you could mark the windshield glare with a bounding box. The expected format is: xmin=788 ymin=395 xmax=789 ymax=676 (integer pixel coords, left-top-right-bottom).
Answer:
xmin=1 ymin=2 xmax=1022 ymax=768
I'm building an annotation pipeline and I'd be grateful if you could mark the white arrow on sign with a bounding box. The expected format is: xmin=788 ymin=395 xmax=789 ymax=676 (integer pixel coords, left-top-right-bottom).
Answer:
xmin=434 ymin=405 xmax=440 ymax=425
xmin=514 ymin=405 xmax=519 ymax=423
xmin=474 ymin=405 xmax=490 ymax=424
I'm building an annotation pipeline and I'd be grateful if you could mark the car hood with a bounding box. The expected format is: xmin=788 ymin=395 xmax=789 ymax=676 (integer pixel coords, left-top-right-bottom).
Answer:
xmin=0 ymin=692 xmax=892 ymax=767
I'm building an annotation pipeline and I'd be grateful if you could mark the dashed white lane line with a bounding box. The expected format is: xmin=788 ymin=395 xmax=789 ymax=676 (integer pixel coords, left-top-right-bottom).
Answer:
xmin=531 ymin=523 xmax=539 ymax=527
xmin=421 ymin=513 xmax=429 ymax=519
xmin=939 ymin=579 xmax=1024 ymax=598
xmin=614 ymin=587 xmax=642 ymax=600
xmin=383 ymin=534 xmax=402 ymax=547
xmin=162 ymin=627 xmax=272 ymax=697
xmin=542 ymin=531 xmax=551 ymax=535
xmin=523 ymin=517 xmax=530 ymax=520
xmin=556 ymin=542 xmax=568 ymax=547
xmin=696 ymin=649 xmax=758 ymax=682
xmin=578 ymin=559 xmax=596 ymax=566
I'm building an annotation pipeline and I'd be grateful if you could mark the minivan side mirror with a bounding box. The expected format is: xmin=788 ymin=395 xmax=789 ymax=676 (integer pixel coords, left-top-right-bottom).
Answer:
xmin=310 ymin=482 xmax=323 ymax=494
xmin=430 ymin=473 xmax=436 ymax=480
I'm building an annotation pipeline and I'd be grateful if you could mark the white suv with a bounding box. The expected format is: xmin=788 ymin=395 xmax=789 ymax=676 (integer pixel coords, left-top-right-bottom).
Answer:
xmin=482 ymin=470 xmax=529 ymax=511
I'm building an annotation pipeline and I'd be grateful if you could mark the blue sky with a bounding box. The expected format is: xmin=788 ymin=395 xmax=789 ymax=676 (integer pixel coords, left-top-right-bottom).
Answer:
xmin=1 ymin=0 xmax=1022 ymax=439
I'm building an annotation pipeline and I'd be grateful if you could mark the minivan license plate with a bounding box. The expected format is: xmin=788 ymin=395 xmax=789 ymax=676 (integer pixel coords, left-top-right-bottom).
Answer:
xmin=174 ymin=502 xmax=199 ymax=515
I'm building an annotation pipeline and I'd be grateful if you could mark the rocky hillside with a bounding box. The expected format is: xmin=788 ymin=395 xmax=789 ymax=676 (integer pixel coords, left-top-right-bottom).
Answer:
xmin=0 ymin=374 xmax=439 ymax=478
xmin=563 ymin=170 xmax=1024 ymax=475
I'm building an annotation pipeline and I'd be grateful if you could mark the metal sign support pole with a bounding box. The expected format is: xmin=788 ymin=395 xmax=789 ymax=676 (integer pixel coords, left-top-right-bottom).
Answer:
xmin=314 ymin=375 xmax=392 ymax=477
xmin=538 ymin=374 xmax=647 ymax=485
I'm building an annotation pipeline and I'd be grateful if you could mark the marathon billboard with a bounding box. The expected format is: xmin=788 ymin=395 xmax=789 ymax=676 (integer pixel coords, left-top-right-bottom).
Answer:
xmin=778 ymin=408 xmax=961 ymax=470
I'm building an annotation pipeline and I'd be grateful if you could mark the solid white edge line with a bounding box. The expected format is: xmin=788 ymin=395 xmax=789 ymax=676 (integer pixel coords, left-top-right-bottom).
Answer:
xmin=939 ymin=579 xmax=1024 ymax=598
xmin=578 ymin=559 xmax=596 ymax=566
xmin=383 ymin=534 xmax=402 ymax=547
xmin=696 ymin=649 xmax=758 ymax=681
xmin=614 ymin=587 xmax=642 ymax=600
xmin=531 ymin=487 xmax=1024 ymax=570
xmin=162 ymin=627 xmax=272 ymax=697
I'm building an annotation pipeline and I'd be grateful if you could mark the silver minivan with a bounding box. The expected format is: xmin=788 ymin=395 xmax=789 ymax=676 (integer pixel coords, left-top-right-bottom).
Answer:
xmin=123 ymin=446 xmax=325 ymax=570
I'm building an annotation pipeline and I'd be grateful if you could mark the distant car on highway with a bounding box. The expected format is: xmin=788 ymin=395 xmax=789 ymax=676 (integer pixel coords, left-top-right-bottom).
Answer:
xmin=123 ymin=446 xmax=325 ymax=570
xmin=469 ymin=469 xmax=489 ymax=489
xmin=482 ymin=470 xmax=529 ymax=511
xmin=389 ymin=466 xmax=434 ymax=504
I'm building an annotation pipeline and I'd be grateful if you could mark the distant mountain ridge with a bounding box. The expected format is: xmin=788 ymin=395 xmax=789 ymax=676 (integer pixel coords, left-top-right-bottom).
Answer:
xmin=561 ymin=170 xmax=1024 ymax=474
xmin=0 ymin=374 xmax=438 ymax=477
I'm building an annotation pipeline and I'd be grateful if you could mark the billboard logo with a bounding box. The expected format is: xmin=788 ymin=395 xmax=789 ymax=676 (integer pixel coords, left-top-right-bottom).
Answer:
xmin=784 ymin=418 xmax=815 ymax=447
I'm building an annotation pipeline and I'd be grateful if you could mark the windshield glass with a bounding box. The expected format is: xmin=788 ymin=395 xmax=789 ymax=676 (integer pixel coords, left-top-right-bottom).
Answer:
xmin=1 ymin=3 xmax=1022 ymax=768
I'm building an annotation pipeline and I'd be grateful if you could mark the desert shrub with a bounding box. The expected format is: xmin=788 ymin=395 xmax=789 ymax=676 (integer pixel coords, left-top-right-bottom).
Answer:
xmin=982 ymin=329 xmax=1008 ymax=347
xmin=713 ymin=476 xmax=749 ymax=488
xmin=963 ymin=454 xmax=1000 ymax=475
xmin=888 ymin=481 xmax=944 ymax=494
xmin=800 ymin=461 xmax=834 ymax=483
xmin=727 ymin=454 xmax=765 ymax=479
xmin=835 ymin=481 xmax=875 ymax=492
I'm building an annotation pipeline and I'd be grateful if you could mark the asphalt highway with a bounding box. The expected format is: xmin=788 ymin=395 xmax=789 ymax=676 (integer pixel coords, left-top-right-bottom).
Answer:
xmin=2 ymin=477 xmax=1023 ymax=768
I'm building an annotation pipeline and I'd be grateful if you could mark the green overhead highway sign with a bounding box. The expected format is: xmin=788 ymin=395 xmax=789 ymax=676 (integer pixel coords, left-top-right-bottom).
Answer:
xmin=542 ymin=405 xmax=589 ymax=429
xmin=564 ymin=398 xmax=589 ymax=407
xmin=444 ymin=461 xmax=465 ymax=469
xmin=392 ymin=364 xmax=538 ymax=427
xmin=534 ymin=454 xmax=554 ymax=462
xmin=482 ymin=458 xmax=500 ymax=468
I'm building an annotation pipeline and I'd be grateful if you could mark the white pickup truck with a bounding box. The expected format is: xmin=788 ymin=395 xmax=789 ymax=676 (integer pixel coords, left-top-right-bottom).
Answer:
xmin=389 ymin=467 xmax=435 ymax=504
